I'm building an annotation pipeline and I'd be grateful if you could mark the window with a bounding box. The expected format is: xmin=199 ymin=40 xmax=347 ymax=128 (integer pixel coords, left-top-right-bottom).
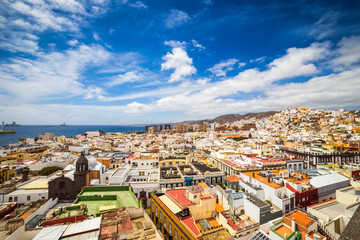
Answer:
xmin=164 ymin=216 xmax=167 ymax=228
xmin=9 ymin=197 xmax=12 ymax=202
xmin=14 ymin=197 xmax=18 ymax=202
xmin=27 ymin=196 xmax=31 ymax=201
xmin=156 ymin=206 xmax=158 ymax=216
xmin=169 ymin=222 xmax=172 ymax=233
xmin=181 ymin=237 xmax=184 ymax=240
xmin=59 ymin=181 xmax=65 ymax=189
xmin=160 ymin=211 xmax=162 ymax=219
xmin=175 ymin=229 xmax=178 ymax=239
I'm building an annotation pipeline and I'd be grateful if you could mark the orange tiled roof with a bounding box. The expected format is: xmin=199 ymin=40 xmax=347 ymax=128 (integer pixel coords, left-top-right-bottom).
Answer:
xmin=215 ymin=203 xmax=225 ymax=212
xmin=198 ymin=182 xmax=208 ymax=189
xmin=226 ymin=175 xmax=241 ymax=182
xmin=286 ymin=211 xmax=314 ymax=227
xmin=243 ymin=169 xmax=311 ymax=189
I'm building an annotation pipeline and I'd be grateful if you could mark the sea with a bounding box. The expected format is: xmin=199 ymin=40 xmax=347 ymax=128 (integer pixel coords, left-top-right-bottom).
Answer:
xmin=0 ymin=125 xmax=145 ymax=147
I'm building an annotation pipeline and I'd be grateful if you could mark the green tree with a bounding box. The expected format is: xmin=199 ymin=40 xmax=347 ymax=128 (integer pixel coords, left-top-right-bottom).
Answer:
xmin=20 ymin=167 xmax=30 ymax=182
xmin=38 ymin=166 xmax=63 ymax=176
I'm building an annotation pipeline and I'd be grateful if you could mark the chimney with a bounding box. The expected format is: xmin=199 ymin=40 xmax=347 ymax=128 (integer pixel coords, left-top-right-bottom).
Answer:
xmin=291 ymin=218 xmax=296 ymax=232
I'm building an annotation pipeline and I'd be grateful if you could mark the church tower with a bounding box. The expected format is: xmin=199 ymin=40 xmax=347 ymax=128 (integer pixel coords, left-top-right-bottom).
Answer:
xmin=74 ymin=151 xmax=89 ymax=193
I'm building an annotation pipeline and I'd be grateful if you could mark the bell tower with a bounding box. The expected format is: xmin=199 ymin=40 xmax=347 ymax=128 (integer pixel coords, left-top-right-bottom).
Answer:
xmin=74 ymin=151 xmax=89 ymax=193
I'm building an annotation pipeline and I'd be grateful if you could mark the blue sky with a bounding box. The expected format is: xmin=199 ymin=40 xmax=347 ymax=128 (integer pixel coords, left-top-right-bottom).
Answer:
xmin=0 ymin=0 xmax=360 ymax=124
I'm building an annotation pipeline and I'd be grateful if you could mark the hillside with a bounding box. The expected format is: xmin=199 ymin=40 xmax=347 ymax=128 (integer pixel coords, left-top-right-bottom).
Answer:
xmin=182 ymin=111 xmax=279 ymax=125
xmin=212 ymin=111 xmax=279 ymax=124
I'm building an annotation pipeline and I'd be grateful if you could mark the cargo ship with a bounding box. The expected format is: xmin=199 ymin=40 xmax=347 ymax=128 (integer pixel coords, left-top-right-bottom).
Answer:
xmin=0 ymin=122 xmax=16 ymax=134
xmin=5 ymin=121 xmax=21 ymax=127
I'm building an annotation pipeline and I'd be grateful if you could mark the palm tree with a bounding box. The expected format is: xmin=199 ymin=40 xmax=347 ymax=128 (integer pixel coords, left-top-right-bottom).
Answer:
xmin=21 ymin=167 xmax=30 ymax=182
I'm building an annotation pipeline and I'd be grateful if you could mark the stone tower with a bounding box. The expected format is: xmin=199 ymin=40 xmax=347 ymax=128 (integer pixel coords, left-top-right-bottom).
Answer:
xmin=74 ymin=151 xmax=89 ymax=193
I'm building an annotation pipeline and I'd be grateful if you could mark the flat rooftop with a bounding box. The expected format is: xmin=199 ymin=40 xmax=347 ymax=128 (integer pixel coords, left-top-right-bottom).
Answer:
xmin=80 ymin=190 xmax=139 ymax=208
xmin=166 ymin=189 xmax=195 ymax=208
xmin=310 ymin=200 xmax=358 ymax=221
xmin=274 ymin=225 xmax=292 ymax=238
xmin=286 ymin=211 xmax=315 ymax=227
xmin=242 ymin=169 xmax=311 ymax=189
xmin=75 ymin=200 xmax=120 ymax=216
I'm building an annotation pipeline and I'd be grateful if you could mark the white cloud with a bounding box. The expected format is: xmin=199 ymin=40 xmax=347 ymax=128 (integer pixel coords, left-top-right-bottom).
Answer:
xmin=0 ymin=15 xmax=6 ymax=29
xmin=208 ymin=58 xmax=239 ymax=77
xmin=129 ymin=1 xmax=147 ymax=9
xmin=99 ymin=80 xmax=204 ymax=102
xmin=0 ymin=0 xmax=110 ymax=54
xmin=310 ymin=12 xmax=339 ymax=40
xmin=161 ymin=47 xmax=197 ymax=82
xmin=0 ymin=44 xmax=110 ymax=102
xmin=165 ymin=10 xmax=190 ymax=28
xmin=0 ymin=103 xmax=129 ymax=125
xmin=331 ymin=36 xmax=360 ymax=70
xmin=106 ymin=69 xmax=156 ymax=87
xmin=10 ymin=1 xmax=78 ymax=32
xmin=2 ymin=33 xmax=359 ymax=124
xmin=202 ymin=0 xmax=214 ymax=5
xmin=84 ymin=86 xmax=105 ymax=99
xmin=250 ymin=56 xmax=266 ymax=63
xmin=101 ymin=41 xmax=333 ymax=112
xmin=238 ymin=62 xmax=246 ymax=68
xmin=124 ymin=102 xmax=151 ymax=113
xmin=67 ymin=39 xmax=79 ymax=46
xmin=164 ymin=40 xmax=187 ymax=49
xmin=267 ymin=42 xmax=330 ymax=79
xmin=150 ymin=41 xmax=333 ymax=115
xmin=191 ymin=39 xmax=205 ymax=50
xmin=0 ymin=31 xmax=39 ymax=54
xmin=93 ymin=32 xmax=101 ymax=41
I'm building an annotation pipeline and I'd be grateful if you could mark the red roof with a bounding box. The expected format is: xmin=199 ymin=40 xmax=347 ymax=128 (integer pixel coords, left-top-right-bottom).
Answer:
xmin=286 ymin=183 xmax=298 ymax=193
xmin=181 ymin=216 xmax=200 ymax=236
xmin=308 ymin=198 xmax=335 ymax=208
xmin=227 ymin=219 xmax=241 ymax=230
xmin=226 ymin=175 xmax=241 ymax=182
xmin=166 ymin=189 xmax=195 ymax=208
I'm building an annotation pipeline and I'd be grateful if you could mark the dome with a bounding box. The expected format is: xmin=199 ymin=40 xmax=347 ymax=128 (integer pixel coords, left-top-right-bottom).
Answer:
xmin=76 ymin=152 xmax=88 ymax=165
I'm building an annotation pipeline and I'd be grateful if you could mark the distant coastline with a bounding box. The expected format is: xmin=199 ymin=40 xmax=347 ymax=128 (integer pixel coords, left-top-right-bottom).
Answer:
xmin=0 ymin=125 xmax=145 ymax=147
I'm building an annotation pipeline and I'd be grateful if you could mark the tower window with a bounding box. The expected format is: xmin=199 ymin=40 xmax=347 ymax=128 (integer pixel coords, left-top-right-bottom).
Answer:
xmin=59 ymin=181 xmax=65 ymax=189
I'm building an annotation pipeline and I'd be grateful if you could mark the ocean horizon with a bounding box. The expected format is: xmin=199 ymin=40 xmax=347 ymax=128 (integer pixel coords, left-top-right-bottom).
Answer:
xmin=0 ymin=125 xmax=145 ymax=147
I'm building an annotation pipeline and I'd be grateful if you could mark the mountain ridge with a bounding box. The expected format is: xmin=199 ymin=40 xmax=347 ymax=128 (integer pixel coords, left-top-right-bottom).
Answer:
xmin=181 ymin=111 xmax=280 ymax=125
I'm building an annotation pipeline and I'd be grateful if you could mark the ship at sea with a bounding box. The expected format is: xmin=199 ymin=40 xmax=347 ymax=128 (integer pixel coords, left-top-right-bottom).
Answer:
xmin=60 ymin=122 xmax=68 ymax=126
xmin=5 ymin=121 xmax=21 ymax=127
xmin=0 ymin=122 xmax=16 ymax=134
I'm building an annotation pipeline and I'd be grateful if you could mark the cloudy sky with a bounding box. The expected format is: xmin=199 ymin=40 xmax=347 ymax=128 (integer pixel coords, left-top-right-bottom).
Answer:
xmin=0 ymin=0 xmax=360 ymax=125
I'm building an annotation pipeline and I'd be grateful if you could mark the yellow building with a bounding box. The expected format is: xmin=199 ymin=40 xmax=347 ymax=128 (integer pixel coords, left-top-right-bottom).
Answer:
xmin=6 ymin=167 xmax=17 ymax=181
xmin=148 ymin=126 xmax=157 ymax=134
xmin=159 ymin=157 xmax=187 ymax=167
xmin=0 ymin=166 xmax=17 ymax=183
xmin=0 ymin=168 xmax=7 ymax=184
xmin=151 ymin=183 xmax=232 ymax=240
